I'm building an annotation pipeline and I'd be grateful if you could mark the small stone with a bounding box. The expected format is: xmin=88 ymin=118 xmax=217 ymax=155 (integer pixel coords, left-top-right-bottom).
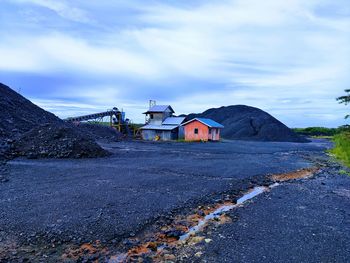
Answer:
xmin=204 ymin=238 xmax=212 ymax=243
xmin=164 ymin=254 xmax=176 ymax=260
xmin=195 ymin=252 xmax=203 ymax=257
xmin=188 ymin=236 xmax=204 ymax=245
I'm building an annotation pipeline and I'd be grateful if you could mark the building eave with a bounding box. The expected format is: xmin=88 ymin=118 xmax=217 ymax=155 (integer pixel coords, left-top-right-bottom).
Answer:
xmin=181 ymin=118 xmax=224 ymax=128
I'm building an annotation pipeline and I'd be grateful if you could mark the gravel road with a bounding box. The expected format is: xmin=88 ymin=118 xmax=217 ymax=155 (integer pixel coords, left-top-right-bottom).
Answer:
xmin=181 ymin=161 xmax=350 ymax=263
xmin=1 ymin=139 xmax=343 ymax=262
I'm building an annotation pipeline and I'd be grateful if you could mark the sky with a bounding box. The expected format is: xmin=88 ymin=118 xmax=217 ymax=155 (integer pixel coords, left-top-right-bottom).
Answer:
xmin=0 ymin=0 xmax=349 ymax=127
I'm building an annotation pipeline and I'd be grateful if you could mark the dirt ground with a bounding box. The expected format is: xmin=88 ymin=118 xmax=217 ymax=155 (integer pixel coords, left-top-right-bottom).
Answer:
xmin=0 ymin=139 xmax=349 ymax=262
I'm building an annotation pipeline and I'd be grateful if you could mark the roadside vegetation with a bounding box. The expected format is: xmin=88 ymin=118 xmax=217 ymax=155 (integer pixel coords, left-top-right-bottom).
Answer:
xmin=329 ymin=89 xmax=350 ymax=167
xmin=293 ymin=127 xmax=343 ymax=138
xmin=330 ymin=132 xmax=350 ymax=167
xmin=293 ymin=90 xmax=350 ymax=168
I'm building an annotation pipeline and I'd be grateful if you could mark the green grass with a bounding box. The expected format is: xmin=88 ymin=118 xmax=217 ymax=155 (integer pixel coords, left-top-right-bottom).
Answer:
xmin=293 ymin=127 xmax=344 ymax=137
xmin=330 ymin=132 xmax=350 ymax=167
xmin=311 ymin=135 xmax=334 ymax=139
xmin=339 ymin=169 xmax=350 ymax=176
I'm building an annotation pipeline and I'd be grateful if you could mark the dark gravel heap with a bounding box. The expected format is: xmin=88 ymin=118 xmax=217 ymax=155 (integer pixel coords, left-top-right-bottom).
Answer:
xmin=0 ymin=83 xmax=112 ymax=159
xmin=9 ymin=123 xmax=110 ymax=159
xmin=0 ymin=143 xmax=7 ymax=160
xmin=75 ymin=123 xmax=123 ymax=142
xmin=0 ymin=160 xmax=8 ymax=183
xmin=186 ymin=105 xmax=308 ymax=142
xmin=0 ymin=83 xmax=61 ymax=141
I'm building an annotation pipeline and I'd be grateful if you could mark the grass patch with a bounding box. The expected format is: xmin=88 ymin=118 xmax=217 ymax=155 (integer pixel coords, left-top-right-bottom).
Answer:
xmin=293 ymin=127 xmax=345 ymax=137
xmin=330 ymin=132 xmax=350 ymax=167
xmin=339 ymin=169 xmax=350 ymax=176
xmin=311 ymin=135 xmax=334 ymax=139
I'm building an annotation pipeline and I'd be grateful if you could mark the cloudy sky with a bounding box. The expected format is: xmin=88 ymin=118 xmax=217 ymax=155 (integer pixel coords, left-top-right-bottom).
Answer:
xmin=0 ymin=0 xmax=349 ymax=127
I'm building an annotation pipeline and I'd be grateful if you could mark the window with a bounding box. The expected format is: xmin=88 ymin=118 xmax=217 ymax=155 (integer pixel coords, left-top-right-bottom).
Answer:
xmin=209 ymin=129 xmax=212 ymax=134
xmin=194 ymin=128 xmax=198 ymax=134
xmin=150 ymin=114 xmax=154 ymax=119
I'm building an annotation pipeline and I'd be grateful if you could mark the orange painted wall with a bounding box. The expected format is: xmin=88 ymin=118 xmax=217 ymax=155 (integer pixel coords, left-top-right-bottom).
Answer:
xmin=184 ymin=120 xmax=209 ymax=141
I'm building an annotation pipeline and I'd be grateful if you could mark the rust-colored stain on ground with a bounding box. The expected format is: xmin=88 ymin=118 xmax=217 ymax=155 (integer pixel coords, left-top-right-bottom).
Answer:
xmin=271 ymin=167 xmax=319 ymax=182
xmin=217 ymin=214 xmax=232 ymax=224
xmin=155 ymin=233 xmax=178 ymax=244
xmin=127 ymin=244 xmax=150 ymax=257
xmin=62 ymin=240 xmax=108 ymax=261
xmin=187 ymin=214 xmax=203 ymax=223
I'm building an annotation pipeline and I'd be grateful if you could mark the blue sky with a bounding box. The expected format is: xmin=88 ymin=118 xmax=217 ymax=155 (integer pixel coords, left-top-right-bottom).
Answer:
xmin=0 ymin=0 xmax=349 ymax=127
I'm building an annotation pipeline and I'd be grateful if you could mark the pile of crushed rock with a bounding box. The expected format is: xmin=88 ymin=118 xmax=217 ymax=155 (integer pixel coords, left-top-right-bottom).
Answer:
xmin=75 ymin=123 xmax=123 ymax=142
xmin=0 ymin=83 xmax=121 ymax=159
xmin=9 ymin=123 xmax=111 ymax=159
xmin=0 ymin=83 xmax=60 ymax=141
xmin=185 ymin=105 xmax=308 ymax=143
xmin=0 ymin=161 xmax=8 ymax=183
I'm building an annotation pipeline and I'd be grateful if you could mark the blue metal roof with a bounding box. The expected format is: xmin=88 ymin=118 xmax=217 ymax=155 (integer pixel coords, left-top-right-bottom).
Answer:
xmin=182 ymin=118 xmax=224 ymax=128
xmin=143 ymin=105 xmax=174 ymax=114
xmin=162 ymin=117 xmax=186 ymax=125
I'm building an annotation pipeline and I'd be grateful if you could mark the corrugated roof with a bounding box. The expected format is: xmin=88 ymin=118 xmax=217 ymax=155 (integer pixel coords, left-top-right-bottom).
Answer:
xmin=182 ymin=118 xmax=224 ymax=128
xmin=162 ymin=117 xmax=186 ymax=125
xmin=143 ymin=105 xmax=174 ymax=114
xmin=139 ymin=124 xmax=178 ymax=131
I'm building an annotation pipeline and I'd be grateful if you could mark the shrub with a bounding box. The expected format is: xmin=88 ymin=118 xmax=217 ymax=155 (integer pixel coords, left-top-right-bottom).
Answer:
xmin=331 ymin=132 xmax=350 ymax=167
xmin=293 ymin=126 xmax=350 ymax=137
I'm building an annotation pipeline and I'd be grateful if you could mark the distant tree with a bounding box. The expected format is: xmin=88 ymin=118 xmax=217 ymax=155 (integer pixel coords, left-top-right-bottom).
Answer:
xmin=337 ymin=89 xmax=350 ymax=119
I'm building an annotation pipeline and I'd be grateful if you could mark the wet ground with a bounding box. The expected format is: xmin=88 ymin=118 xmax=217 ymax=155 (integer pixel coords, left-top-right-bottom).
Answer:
xmin=1 ymin=139 xmax=349 ymax=262
xmin=180 ymin=164 xmax=350 ymax=263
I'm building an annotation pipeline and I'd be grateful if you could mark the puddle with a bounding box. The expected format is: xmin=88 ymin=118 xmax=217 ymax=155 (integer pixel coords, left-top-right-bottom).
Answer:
xmin=236 ymin=186 xmax=267 ymax=204
xmin=179 ymin=185 xmax=273 ymax=241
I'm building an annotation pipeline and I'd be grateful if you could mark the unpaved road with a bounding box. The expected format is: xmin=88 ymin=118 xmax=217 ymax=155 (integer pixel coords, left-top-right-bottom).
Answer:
xmin=177 ymin=156 xmax=350 ymax=263
xmin=1 ymin=139 xmax=349 ymax=262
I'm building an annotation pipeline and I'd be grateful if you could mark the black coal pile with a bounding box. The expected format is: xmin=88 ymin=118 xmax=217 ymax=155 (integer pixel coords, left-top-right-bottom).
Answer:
xmin=75 ymin=123 xmax=122 ymax=142
xmin=0 ymin=161 xmax=8 ymax=183
xmin=186 ymin=105 xmax=308 ymax=142
xmin=0 ymin=83 xmax=60 ymax=141
xmin=0 ymin=83 xmax=111 ymax=159
xmin=9 ymin=123 xmax=110 ymax=159
xmin=0 ymin=144 xmax=7 ymax=160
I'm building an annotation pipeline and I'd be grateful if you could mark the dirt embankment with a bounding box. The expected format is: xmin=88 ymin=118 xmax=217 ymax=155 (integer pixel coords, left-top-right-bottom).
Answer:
xmin=185 ymin=105 xmax=308 ymax=143
xmin=0 ymin=83 xmax=120 ymax=159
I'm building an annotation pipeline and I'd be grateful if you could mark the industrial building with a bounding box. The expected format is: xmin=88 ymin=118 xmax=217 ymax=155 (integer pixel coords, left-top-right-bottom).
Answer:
xmin=140 ymin=103 xmax=224 ymax=141
xmin=140 ymin=105 xmax=185 ymax=141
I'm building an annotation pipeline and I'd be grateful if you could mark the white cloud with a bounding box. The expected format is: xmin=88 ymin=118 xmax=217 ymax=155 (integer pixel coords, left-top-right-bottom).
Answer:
xmin=0 ymin=33 xmax=161 ymax=78
xmin=12 ymin=0 xmax=91 ymax=23
xmin=1 ymin=0 xmax=349 ymax=127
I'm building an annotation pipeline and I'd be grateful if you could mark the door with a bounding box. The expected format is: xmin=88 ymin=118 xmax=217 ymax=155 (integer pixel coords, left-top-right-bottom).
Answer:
xmin=211 ymin=128 xmax=216 ymax=140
